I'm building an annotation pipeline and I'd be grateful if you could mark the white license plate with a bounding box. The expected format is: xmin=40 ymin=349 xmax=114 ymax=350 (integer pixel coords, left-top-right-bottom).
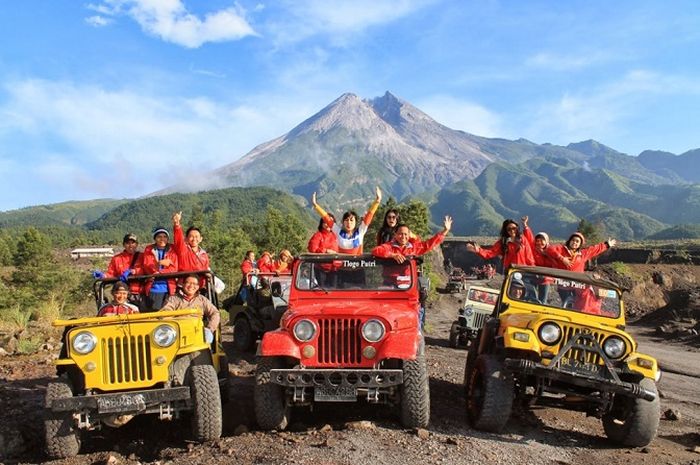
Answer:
xmin=314 ymin=386 xmax=357 ymax=402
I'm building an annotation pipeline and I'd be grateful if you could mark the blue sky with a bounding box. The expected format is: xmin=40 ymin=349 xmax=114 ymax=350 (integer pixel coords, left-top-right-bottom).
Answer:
xmin=1 ymin=0 xmax=699 ymax=211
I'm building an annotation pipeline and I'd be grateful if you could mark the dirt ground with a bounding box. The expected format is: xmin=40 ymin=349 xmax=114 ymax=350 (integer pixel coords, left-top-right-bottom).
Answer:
xmin=1 ymin=265 xmax=699 ymax=465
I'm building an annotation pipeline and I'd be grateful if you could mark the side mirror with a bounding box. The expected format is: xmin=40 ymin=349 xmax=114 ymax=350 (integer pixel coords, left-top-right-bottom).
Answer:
xmin=271 ymin=281 xmax=282 ymax=297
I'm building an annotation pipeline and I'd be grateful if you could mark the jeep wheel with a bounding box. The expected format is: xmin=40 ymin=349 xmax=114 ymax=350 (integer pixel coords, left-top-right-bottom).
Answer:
xmin=400 ymin=348 xmax=430 ymax=428
xmin=602 ymin=378 xmax=660 ymax=447
xmin=466 ymin=354 xmax=513 ymax=432
xmin=189 ymin=364 xmax=223 ymax=442
xmin=449 ymin=322 xmax=460 ymax=348
xmin=233 ymin=316 xmax=256 ymax=351
xmin=462 ymin=343 xmax=478 ymax=397
xmin=44 ymin=375 xmax=81 ymax=459
xmin=254 ymin=356 xmax=290 ymax=430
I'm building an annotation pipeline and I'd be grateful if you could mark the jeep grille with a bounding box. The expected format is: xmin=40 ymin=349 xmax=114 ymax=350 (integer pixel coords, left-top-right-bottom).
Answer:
xmin=556 ymin=325 xmax=606 ymax=365
xmin=102 ymin=335 xmax=153 ymax=384
xmin=471 ymin=312 xmax=489 ymax=329
xmin=318 ymin=318 xmax=363 ymax=365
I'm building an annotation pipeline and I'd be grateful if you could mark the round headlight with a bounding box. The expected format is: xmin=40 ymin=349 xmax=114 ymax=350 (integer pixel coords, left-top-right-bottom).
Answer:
xmin=603 ymin=336 xmax=626 ymax=359
xmin=464 ymin=306 xmax=474 ymax=316
xmin=153 ymin=325 xmax=177 ymax=348
xmin=538 ymin=323 xmax=561 ymax=345
xmin=362 ymin=319 xmax=386 ymax=343
xmin=72 ymin=331 xmax=97 ymax=354
xmin=293 ymin=320 xmax=316 ymax=342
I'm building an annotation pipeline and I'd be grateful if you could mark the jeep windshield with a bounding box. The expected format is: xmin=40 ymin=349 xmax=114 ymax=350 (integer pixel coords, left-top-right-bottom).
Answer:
xmin=295 ymin=255 xmax=412 ymax=291
xmin=507 ymin=268 xmax=622 ymax=318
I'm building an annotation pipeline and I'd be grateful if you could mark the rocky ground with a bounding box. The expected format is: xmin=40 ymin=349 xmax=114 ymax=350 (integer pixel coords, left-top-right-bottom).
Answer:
xmin=1 ymin=264 xmax=699 ymax=465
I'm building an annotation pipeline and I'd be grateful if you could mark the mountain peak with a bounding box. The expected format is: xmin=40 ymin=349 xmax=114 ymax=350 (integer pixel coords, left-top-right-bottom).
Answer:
xmin=567 ymin=139 xmax=624 ymax=157
xmin=289 ymin=92 xmax=381 ymax=136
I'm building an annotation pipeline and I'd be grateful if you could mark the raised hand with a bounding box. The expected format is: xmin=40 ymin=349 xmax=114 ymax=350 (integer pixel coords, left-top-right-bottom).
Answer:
xmin=443 ymin=215 xmax=453 ymax=232
xmin=172 ymin=211 xmax=182 ymax=226
xmin=607 ymin=238 xmax=617 ymax=248
xmin=375 ymin=186 xmax=382 ymax=202
xmin=311 ymin=192 xmax=317 ymax=206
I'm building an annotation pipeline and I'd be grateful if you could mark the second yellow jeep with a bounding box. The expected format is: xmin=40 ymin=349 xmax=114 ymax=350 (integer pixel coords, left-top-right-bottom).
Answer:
xmin=464 ymin=265 xmax=660 ymax=447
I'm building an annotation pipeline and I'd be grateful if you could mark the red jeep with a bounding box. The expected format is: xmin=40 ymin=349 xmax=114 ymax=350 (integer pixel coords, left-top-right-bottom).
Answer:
xmin=254 ymin=253 xmax=429 ymax=430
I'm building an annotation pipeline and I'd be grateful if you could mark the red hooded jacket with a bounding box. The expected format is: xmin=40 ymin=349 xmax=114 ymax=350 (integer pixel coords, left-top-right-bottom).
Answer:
xmin=307 ymin=229 xmax=339 ymax=254
xmin=105 ymin=250 xmax=142 ymax=294
xmin=549 ymin=242 xmax=610 ymax=272
xmin=372 ymin=231 xmax=446 ymax=258
xmin=476 ymin=237 xmax=535 ymax=271
xmin=172 ymin=224 xmax=210 ymax=272
xmin=138 ymin=244 xmax=178 ymax=295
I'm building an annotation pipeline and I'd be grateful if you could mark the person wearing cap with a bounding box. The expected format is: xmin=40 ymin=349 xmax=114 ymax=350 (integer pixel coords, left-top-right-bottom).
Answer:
xmin=275 ymin=249 xmax=294 ymax=274
xmin=549 ymin=232 xmax=617 ymax=272
xmin=139 ymin=226 xmax=179 ymax=311
xmin=466 ymin=218 xmax=535 ymax=273
xmin=98 ymin=281 xmax=140 ymax=316
xmin=161 ymin=275 xmax=220 ymax=343
xmin=103 ymin=233 xmax=143 ymax=301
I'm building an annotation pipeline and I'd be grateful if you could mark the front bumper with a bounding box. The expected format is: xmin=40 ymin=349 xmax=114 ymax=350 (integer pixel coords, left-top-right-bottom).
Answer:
xmin=47 ymin=386 xmax=191 ymax=414
xmin=270 ymin=368 xmax=403 ymax=389
xmin=504 ymin=358 xmax=656 ymax=401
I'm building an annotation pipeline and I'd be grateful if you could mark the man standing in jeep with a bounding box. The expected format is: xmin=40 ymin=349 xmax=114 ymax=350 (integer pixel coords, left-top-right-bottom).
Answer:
xmin=371 ymin=216 xmax=453 ymax=262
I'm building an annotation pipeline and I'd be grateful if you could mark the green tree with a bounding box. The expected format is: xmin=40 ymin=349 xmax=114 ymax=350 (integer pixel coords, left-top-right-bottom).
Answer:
xmin=400 ymin=199 xmax=431 ymax=239
xmin=576 ymin=218 xmax=603 ymax=245
xmin=255 ymin=207 xmax=309 ymax=256
xmin=13 ymin=227 xmax=52 ymax=268
xmin=206 ymin=226 xmax=256 ymax=297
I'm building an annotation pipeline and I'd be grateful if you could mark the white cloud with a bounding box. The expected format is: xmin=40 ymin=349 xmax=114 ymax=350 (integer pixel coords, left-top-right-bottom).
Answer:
xmin=85 ymin=15 xmax=111 ymax=27
xmin=87 ymin=0 xmax=258 ymax=48
xmin=525 ymin=51 xmax=615 ymax=72
xmin=267 ymin=0 xmax=435 ymax=45
xmin=0 ymin=79 xmax=318 ymax=210
xmin=415 ymin=95 xmax=504 ymax=138
xmin=522 ymin=70 xmax=700 ymax=148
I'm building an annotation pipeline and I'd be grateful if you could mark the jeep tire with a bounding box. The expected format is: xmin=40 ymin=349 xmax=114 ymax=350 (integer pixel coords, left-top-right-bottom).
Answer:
xmin=233 ymin=315 xmax=256 ymax=352
xmin=602 ymin=378 xmax=660 ymax=447
xmin=449 ymin=322 xmax=460 ymax=348
xmin=44 ymin=375 xmax=81 ymax=459
xmin=400 ymin=347 xmax=430 ymax=428
xmin=466 ymin=354 xmax=513 ymax=432
xmin=255 ymin=356 xmax=290 ymax=430
xmin=189 ymin=364 xmax=223 ymax=442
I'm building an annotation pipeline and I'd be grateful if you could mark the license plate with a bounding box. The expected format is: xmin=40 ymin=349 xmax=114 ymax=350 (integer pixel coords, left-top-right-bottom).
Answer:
xmin=97 ymin=393 xmax=147 ymax=413
xmin=559 ymin=357 xmax=602 ymax=375
xmin=314 ymin=386 xmax=357 ymax=402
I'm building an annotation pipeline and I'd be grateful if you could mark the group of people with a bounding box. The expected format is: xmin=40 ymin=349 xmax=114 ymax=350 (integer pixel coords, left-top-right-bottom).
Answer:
xmin=96 ymin=211 xmax=220 ymax=341
xmin=308 ymin=187 xmax=452 ymax=260
xmin=467 ymin=216 xmax=616 ymax=273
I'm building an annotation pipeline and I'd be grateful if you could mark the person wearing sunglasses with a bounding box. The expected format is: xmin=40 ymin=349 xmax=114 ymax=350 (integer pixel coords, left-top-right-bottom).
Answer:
xmin=466 ymin=218 xmax=535 ymax=273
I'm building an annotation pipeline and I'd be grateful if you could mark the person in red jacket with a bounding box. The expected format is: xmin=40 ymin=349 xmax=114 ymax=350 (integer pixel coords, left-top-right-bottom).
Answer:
xmin=549 ymin=232 xmax=617 ymax=272
xmin=307 ymin=216 xmax=339 ymax=254
xmin=466 ymin=218 xmax=535 ymax=273
xmin=138 ymin=226 xmax=178 ymax=311
xmin=104 ymin=233 xmax=143 ymax=300
xmin=257 ymin=251 xmax=276 ymax=273
xmin=98 ymin=281 xmax=140 ymax=316
xmin=372 ymin=216 xmax=453 ymax=263
xmin=311 ymin=187 xmax=382 ymax=255
xmin=172 ymin=211 xmax=210 ymax=272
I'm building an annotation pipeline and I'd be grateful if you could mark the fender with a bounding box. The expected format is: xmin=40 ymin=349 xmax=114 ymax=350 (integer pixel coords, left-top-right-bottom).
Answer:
xmin=258 ymin=330 xmax=301 ymax=359
xmin=502 ymin=326 xmax=541 ymax=353
xmin=377 ymin=330 xmax=422 ymax=360
xmin=625 ymin=352 xmax=660 ymax=381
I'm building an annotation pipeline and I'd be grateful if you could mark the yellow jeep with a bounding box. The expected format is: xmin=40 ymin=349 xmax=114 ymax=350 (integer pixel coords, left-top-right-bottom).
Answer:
xmin=44 ymin=271 xmax=228 ymax=459
xmin=465 ymin=265 xmax=660 ymax=447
